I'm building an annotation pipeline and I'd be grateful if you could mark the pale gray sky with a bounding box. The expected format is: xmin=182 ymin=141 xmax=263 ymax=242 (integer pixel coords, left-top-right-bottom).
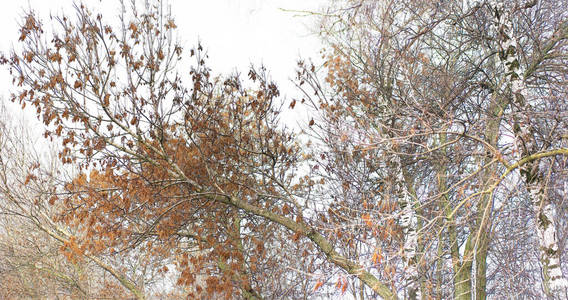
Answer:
xmin=0 ymin=0 xmax=326 ymax=99
xmin=1 ymin=0 xmax=327 ymax=133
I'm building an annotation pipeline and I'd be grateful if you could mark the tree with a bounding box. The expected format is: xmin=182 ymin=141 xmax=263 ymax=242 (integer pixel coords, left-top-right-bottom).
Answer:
xmin=5 ymin=1 xmax=320 ymax=298
xmin=0 ymin=104 xmax=167 ymax=299
xmin=5 ymin=0 xmax=568 ymax=299
xmin=295 ymin=0 xmax=568 ymax=298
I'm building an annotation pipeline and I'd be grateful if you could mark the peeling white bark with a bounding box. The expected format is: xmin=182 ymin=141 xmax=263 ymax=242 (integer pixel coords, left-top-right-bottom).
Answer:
xmin=490 ymin=1 xmax=568 ymax=296
xmin=529 ymin=183 xmax=568 ymax=296
xmin=391 ymin=154 xmax=421 ymax=299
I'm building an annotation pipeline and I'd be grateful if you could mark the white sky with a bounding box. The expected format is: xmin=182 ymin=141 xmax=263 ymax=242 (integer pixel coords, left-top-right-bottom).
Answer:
xmin=0 ymin=0 xmax=326 ymax=103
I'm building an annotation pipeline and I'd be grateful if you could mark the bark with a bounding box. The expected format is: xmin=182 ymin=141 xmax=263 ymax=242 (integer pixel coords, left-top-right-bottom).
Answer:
xmin=529 ymin=180 xmax=568 ymax=298
xmin=490 ymin=1 xmax=568 ymax=297
xmin=392 ymin=154 xmax=421 ymax=300
xmin=437 ymin=132 xmax=471 ymax=300
xmin=402 ymin=166 xmax=426 ymax=298
xmin=435 ymin=229 xmax=443 ymax=300
xmin=473 ymin=94 xmax=506 ymax=299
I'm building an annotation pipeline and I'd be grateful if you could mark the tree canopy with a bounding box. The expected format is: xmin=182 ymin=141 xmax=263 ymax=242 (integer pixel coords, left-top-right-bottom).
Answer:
xmin=2 ymin=0 xmax=568 ymax=299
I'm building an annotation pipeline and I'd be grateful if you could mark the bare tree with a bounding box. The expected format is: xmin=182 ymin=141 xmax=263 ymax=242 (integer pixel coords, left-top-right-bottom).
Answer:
xmin=295 ymin=0 xmax=568 ymax=298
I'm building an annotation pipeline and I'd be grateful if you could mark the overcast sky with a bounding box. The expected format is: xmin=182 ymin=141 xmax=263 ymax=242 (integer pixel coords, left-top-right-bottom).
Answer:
xmin=0 ymin=0 xmax=326 ymax=101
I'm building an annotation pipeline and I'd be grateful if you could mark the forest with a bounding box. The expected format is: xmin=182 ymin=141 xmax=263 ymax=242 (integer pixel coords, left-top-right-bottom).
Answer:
xmin=0 ymin=0 xmax=567 ymax=299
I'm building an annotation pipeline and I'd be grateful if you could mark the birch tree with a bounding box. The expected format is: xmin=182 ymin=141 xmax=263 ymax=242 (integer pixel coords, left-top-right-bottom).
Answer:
xmin=297 ymin=0 xmax=568 ymax=298
xmin=489 ymin=1 xmax=568 ymax=296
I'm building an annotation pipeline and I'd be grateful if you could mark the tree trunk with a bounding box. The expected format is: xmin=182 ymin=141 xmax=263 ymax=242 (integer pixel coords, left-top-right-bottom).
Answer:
xmin=394 ymin=153 xmax=421 ymax=300
xmin=529 ymin=180 xmax=568 ymax=298
xmin=490 ymin=1 xmax=568 ymax=297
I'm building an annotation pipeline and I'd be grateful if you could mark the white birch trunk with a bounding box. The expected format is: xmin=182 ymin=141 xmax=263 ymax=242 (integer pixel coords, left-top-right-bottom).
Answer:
xmin=529 ymin=182 xmax=568 ymax=297
xmin=490 ymin=1 xmax=568 ymax=296
xmin=391 ymin=154 xmax=421 ymax=299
